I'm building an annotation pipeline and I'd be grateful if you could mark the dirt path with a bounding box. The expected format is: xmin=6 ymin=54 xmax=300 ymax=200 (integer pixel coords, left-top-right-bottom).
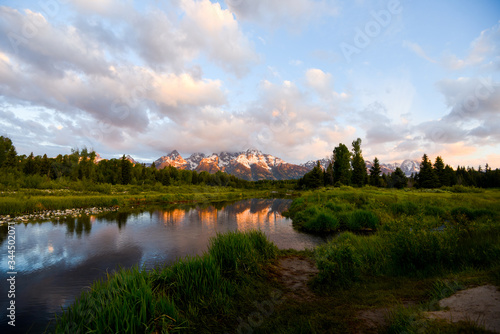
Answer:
xmin=276 ymin=256 xmax=319 ymax=301
xmin=356 ymin=285 xmax=500 ymax=333
xmin=426 ymin=285 xmax=500 ymax=333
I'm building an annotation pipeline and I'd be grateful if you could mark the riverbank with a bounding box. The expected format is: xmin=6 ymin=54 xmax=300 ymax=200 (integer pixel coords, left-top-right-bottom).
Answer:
xmin=48 ymin=235 xmax=500 ymax=333
xmin=0 ymin=185 xmax=286 ymax=216
xmin=47 ymin=187 xmax=500 ymax=333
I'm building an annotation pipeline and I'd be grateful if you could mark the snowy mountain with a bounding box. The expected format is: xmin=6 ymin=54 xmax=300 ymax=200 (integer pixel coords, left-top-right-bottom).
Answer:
xmin=301 ymin=158 xmax=332 ymax=170
xmin=154 ymin=150 xmax=189 ymax=170
xmin=365 ymin=159 xmax=420 ymax=176
xmin=125 ymin=155 xmax=139 ymax=165
xmin=120 ymin=151 xmax=420 ymax=181
xmin=152 ymin=149 xmax=309 ymax=181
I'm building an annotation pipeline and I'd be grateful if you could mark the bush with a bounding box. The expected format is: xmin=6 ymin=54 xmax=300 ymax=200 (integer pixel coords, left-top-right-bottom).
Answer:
xmin=423 ymin=205 xmax=446 ymax=217
xmin=22 ymin=174 xmax=46 ymax=188
xmin=347 ymin=210 xmax=379 ymax=230
xmin=303 ymin=211 xmax=339 ymax=232
xmin=388 ymin=226 xmax=446 ymax=274
xmin=391 ymin=201 xmax=419 ymax=216
xmin=315 ymin=239 xmax=361 ymax=287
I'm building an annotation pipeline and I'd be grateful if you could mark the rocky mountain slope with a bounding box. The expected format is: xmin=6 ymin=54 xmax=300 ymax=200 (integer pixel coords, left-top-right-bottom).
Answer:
xmin=121 ymin=150 xmax=421 ymax=181
xmin=153 ymin=149 xmax=310 ymax=181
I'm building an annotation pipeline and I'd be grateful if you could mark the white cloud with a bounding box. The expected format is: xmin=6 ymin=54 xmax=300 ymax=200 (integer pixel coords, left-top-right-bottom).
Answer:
xmin=442 ymin=22 xmax=500 ymax=70
xmin=402 ymin=40 xmax=436 ymax=63
xmin=225 ymin=0 xmax=339 ymax=29
xmin=180 ymin=0 xmax=259 ymax=77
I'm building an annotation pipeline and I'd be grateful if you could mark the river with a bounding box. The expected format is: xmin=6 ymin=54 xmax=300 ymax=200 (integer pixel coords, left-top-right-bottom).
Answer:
xmin=0 ymin=198 xmax=328 ymax=333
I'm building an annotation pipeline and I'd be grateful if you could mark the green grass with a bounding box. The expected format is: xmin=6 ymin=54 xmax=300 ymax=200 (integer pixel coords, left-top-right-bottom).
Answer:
xmin=50 ymin=230 xmax=279 ymax=333
xmin=47 ymin=187 xmax=500 ymax=333
xmin=0 ymin=186 xmax=274 ymax=215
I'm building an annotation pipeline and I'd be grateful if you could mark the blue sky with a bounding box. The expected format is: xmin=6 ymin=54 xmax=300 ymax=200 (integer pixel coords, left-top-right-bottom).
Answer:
xmin=0 ymin=0 xmax=499 ymax=168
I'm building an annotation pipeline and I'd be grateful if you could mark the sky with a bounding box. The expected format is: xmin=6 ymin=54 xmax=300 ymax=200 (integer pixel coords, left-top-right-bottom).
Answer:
xmin=0 ymin=0 xmax=499 ymax=168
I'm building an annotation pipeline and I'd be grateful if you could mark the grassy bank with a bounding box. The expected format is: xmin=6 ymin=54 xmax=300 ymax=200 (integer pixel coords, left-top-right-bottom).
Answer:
xmin=0 ymin=185 xmax=279 ymax=215
xmin=47 ymin=187 xmax=500 ymax=333
xmin=49 ymin=230 xmax=280 ymax=333
xmin=280 ymin=186 xmax=500 ymax=332
xmin=284 ymin=185 xmax=499 ymax=233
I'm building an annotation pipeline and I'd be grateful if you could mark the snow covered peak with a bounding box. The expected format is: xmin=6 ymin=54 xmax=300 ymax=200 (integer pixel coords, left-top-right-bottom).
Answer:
xmin=245 ymin=148 xmax=262 ymax=156
xmin=168 ymin=150 xmax=181 ymax=158
xmin=186 ymin=153 xmax=206 ymax=170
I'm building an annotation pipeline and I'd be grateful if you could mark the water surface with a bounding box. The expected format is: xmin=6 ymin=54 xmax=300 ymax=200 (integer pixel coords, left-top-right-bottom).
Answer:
xmin=0 ymin=198 xmax=328 ymax=333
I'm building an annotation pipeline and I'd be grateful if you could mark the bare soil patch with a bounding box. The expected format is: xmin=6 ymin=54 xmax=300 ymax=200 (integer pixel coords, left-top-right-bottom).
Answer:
xmin=426 ymin=285 xmax=500 ymax=333
xmin=276 ymin=256 xmax=319 ymax=301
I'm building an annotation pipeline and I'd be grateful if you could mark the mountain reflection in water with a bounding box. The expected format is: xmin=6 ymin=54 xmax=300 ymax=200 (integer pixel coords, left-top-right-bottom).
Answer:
xmin=0 ymin=198 xmax=328 ymax=333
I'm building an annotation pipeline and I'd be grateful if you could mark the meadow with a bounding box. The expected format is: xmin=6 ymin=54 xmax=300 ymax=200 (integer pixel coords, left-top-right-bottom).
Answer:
xmin=44 ymin=185 xmax=500 ymax=333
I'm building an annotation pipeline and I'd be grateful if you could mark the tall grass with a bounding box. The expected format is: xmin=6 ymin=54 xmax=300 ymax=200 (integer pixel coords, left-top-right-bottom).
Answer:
xmin=52 ymin=267 xmax=181 ymax=333
xmin=51 ymin=230 xmax=278 ymax=333
xmin=0 ymin=186 xmax=271 ymax=215
xmin=313 ymin=214 xmax=500 ymax=287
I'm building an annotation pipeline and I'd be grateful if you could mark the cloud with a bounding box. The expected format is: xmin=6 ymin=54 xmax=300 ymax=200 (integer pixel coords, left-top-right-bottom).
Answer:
xmin=442 ymin=22 xmax=500 ymax=70
xmin=225 ymin=0 xmax=339 ymax=29
xmin=0 ymin=7 xmax=112 ymax=77
xmin=411 ymin=77 xmax=500 ymax=151
xmin=436 ymin=77 xmax=500 ymax=126
xmin=402 ymin=40 xmax=436 ymax=63
xmin=305 ymin=68 xmax=349 ymax=102
xmin=305 ymin=68 xmax=333 ymax=97
xmin=180 ymin=0 xmax=259 ymax=77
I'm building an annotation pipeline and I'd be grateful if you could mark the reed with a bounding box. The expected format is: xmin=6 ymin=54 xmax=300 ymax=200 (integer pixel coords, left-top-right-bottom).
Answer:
xmin=50 ymin=230 xmax=278 ymax=333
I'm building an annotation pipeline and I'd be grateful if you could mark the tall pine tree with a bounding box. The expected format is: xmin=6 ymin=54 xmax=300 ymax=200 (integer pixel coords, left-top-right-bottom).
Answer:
xmin=333 ymin=143 xmax=351 ymax=186
xmin=369 ymin=157 xmax=382 ymax=187
xmin=351 ymin=138 xmax=367 ymax=187
xmin=416 ymin=154 xmax=439 ymax=188
xmin=433 ymin=156 xmax=445 ymax=187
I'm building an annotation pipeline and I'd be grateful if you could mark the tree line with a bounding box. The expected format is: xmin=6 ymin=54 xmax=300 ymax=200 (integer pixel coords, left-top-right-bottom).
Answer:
xmin=0 ymin=136 xmax=294 ymax=190
xmin=299 ymin=138 xmax=500 ymax=189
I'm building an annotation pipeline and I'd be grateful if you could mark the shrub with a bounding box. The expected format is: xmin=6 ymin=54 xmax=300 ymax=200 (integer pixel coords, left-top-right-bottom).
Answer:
xmin=315 ymin=239 xmax=361 ymax=287
xmin=347 ymin=210 xmax=379 ymax=230
xmin=423 ymin=205 xmax=446 ymax=217
xmin=303 ymin=210 xmax=339 ymax=232
xmin=388 ymin=227 xmax=446 ymax=275
xmin=391 ymin=201 xmax=419 ymax=216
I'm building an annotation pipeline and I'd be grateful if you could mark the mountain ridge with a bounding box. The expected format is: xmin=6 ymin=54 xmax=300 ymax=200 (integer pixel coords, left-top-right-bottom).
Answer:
xmin=117 ymin=149 xmax=421 ymax=180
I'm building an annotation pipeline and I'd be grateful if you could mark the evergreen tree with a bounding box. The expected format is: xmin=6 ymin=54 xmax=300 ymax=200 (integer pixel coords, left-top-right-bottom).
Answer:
xmin=120 ymin=155 xmax=132 ymax=185
xmin=333 ymin=143 xmax=351 ymax=185
xmin=369 ymin=157 xmax=382 ymax=187
xmin=351 ymin=138 xmax=367 ymax=187
xmin=442 ymin=164 xmax=456 ymax=186
xmin=40 ymin=154 xmax=51 ymax=177
xmin=4 ymin=146 xmax=18 ymax=169
xmin=389 ymin=167 xmax=408 ymax=189
xmin=433 ymin=156 xmax=445 ymax=187
xmin=416 ymin=154 xmax=439 ymax=188
xmin=23 ymin=152 xmax=37 ymax=175
xmin=0 ymin=136 xmax=15 ymax=168
xmin=301 ymin=161 xmax=324 ymax=189
xmin=324 ymin=161 xmax=334 ymax=186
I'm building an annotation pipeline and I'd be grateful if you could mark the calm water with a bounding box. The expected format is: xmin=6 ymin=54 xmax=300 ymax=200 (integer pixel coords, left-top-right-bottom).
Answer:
xmin=0 ymin=198 xmax=328 ymax=333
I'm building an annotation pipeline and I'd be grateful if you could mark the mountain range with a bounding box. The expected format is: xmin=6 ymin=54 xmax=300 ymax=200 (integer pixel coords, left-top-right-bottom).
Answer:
xmin=119 ymin=149 xmax=420 ymax=181
xmin=150 ymin=149 xmax=309 ymax=181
